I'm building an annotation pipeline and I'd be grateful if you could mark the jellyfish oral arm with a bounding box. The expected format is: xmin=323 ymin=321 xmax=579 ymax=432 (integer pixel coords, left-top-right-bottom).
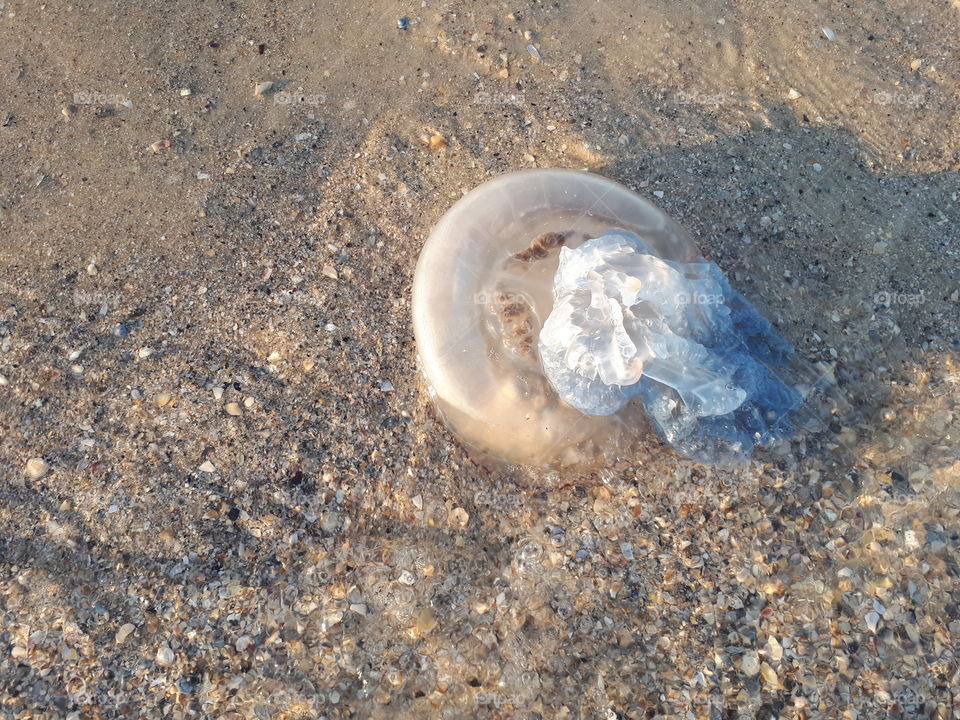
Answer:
xmin=539 ymin=231 xmax=798 ymax=462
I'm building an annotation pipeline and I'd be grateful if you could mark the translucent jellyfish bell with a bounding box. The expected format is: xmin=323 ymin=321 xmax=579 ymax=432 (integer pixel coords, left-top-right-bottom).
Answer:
xmin=412 ymin=169 xmax=803 ymax=467
xmin=413 ymin=170 xmax=692 ymax=465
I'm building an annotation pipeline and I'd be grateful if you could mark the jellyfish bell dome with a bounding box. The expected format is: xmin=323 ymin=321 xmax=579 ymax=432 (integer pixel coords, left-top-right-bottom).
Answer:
xmin=412 ymin=169 xmax=703 ymax=466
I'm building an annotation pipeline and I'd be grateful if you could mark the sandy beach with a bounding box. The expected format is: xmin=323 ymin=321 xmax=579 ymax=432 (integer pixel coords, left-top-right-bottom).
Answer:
xmin=1 ymin=0 xmax=959 ymax=717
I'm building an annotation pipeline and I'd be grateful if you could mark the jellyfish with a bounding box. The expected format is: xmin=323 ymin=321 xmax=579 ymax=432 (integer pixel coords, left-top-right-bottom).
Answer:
xmin=411 ymin=169 xmax=805 ymax=467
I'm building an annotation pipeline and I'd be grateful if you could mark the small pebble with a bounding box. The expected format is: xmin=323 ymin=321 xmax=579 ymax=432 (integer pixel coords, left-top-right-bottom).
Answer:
xmin=199 ymin=460 xmax=217 ymax=474
xmin=787 ymin=88 xmax=802 ymax=100
xmin=449 ymin=507 xmax=469 ymax=526
xmin=653 ymin=190 xmax=664 ymax=199
xmin=138 ymin=347 xmax=154 ymax=359
xmin=225 ymin=402 xmax=243 ymax=416
xmin=212 ymin=386 xmax=224 ymax=400
xmin=866 ymin=611 xmax=881 ymax=632
xmin=380 ymin=379 xmax=394 ymax=392
xmin=115 ymin=623 xmax=135 ymax=644
xmin=765 ymin=635 xmax=783 ymax=662
xmin=760 ymin=662 xmax=781 ymax=688
xmin=25 ymin=457 xmax=48 ymax=479
xmin=156 ymin=645 xmax=175 ymax=667
xmin=254 ymin=81 xmax=274 ymax=97
xmin=319 ymin=511 xmax=341 ymax=533
xmin=414 ymin=607 xmax=438 ymax=633
xmin=179 ymin=88 xmax=191 ymax=97
xmin=397 ymin=17 xmax=410 ymax=30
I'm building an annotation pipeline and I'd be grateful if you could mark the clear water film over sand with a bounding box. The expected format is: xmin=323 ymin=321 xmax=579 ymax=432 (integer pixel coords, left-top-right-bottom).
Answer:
xmin=1 ymin=0 xmax=959 ymax=718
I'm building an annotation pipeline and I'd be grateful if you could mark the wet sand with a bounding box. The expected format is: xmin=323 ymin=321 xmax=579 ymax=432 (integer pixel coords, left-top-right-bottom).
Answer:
xmin=1 ymin=0 xmax=958 ymax=717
